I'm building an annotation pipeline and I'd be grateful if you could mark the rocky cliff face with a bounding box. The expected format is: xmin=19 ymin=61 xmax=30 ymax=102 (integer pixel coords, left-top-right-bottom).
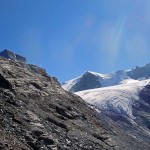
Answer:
xmin=0 ymin=57 xmax=115 ymax=150
xmin=70 ymin=72 xmax=101 ymax=92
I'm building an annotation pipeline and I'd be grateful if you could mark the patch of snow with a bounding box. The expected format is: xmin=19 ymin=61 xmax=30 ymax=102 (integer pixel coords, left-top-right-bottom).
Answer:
xmin=76 ymin=79 xmax=150 ymax=119
xmin=62 ymin=76 xmax=81 ymax=91
xmin=86 ymin=71 xmax=109 ymax=78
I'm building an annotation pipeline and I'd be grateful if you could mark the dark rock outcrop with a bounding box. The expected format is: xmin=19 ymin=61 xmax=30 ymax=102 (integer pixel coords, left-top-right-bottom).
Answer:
xmin=0 ymin=57 xmax=115 ymax=150
xmin=139 ymin=84 xmax=150 ymax=105
xmin=127 ymin=63 xmax=150 ymax=79
xmin=70 ymin=71 xmax=101 ymax=92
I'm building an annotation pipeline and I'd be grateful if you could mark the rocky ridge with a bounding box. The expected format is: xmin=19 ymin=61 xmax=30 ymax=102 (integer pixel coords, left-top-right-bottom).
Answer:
xmin=0 ymin=57 xmax=115 ymax=150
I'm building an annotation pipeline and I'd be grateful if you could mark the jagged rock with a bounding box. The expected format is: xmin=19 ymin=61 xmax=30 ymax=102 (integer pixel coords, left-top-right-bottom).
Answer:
xmin=0 ymin=142 xmax=5 ymax=149
xmin=127 ymin=63 xmax=150 ymax=79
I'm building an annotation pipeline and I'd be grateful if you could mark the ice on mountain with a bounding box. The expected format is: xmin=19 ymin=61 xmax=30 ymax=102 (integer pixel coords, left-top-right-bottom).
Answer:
xmin=76 ymin=79 xmax=150 ymax=119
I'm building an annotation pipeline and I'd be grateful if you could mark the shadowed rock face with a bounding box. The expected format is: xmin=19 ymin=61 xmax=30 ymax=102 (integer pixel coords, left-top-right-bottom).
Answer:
xmin=0 ymin=74 xmax=12 ymax=89
xmin=0 ymin=57 xmax=115 ymax=150
xmin=70 ymin=72 xmax=101 ymax=92
xmin=139 ymin=84 xmax=150 ymax=105
xmin=127 ymin=63 xmax=150 ymax=79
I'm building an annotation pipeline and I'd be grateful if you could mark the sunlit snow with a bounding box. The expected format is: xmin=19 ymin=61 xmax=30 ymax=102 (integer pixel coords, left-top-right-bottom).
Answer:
xmin=76 ymin=79 xmax=150 ymax=119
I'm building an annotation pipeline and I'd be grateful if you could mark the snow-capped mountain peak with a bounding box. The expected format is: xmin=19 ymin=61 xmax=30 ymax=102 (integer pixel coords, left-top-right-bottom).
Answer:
xmin=62 ymin=63 xmax=150 ymax=93
xmin=62 ymin=70 xmax=129 ymax=92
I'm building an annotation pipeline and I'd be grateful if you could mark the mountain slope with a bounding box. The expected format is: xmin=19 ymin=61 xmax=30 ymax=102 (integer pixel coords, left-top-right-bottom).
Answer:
xmin=0 ymin=57 xmax=115 ymax=150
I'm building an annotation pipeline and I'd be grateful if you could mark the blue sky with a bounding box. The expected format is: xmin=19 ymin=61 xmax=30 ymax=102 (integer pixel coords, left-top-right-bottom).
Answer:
xmin=0 ymin=0 xmax=150 ymax=82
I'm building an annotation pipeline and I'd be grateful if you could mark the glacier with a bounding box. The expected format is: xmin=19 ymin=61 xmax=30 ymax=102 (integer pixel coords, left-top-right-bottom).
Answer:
xmin=76 ymin=79 xmax=150 ymax=119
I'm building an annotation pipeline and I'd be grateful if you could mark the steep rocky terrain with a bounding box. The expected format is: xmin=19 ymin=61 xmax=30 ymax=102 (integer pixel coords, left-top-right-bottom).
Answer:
xmin=0 ymin=57 xmax=116 ymax=150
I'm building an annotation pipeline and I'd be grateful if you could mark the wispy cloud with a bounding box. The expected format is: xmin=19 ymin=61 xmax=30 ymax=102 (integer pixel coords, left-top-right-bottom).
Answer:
xmin=84 ymin=15 xmax=96 ymax=28
xmin=125 ymin=34 xmax=149 ymax=64
xmin=98 ymin=17 xmax=126 ymax=67
xmin=48 ymin=42 xmax=75 ymax=68
xmin=19 ymin=28 xmax=44 ymax=63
